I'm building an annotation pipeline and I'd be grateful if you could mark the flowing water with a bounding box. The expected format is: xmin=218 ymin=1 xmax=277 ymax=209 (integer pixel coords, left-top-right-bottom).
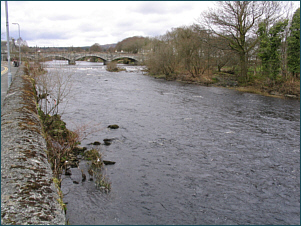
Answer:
xmin=44 ymin=61 xmax=300 ymax=225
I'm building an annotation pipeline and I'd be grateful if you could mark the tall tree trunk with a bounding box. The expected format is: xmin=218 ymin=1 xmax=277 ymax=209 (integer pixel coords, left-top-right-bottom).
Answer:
xmin=239 ymin=52 xmax=248 ymax=82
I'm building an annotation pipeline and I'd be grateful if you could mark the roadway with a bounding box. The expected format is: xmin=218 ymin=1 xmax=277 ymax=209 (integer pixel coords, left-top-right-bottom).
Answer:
xmin=1 ymin=61 xmax=21 ymax=108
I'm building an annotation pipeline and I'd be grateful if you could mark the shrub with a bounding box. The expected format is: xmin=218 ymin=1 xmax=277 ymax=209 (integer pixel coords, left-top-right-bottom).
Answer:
xmin=106 ymin=61 xmax=125 ymax=72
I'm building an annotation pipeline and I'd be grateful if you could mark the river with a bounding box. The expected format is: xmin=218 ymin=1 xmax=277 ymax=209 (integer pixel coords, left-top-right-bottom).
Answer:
xmin=43 ymin=61 xmax=300 ymax=225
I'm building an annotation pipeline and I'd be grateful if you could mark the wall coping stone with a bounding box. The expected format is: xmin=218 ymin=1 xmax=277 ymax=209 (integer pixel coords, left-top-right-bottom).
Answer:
xmin=1 ymin=72 xmax=66 ymax=225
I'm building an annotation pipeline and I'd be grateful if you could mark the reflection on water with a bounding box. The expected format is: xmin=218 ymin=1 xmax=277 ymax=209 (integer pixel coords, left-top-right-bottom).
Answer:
xmin=44 ymin=61 xmax=300 ymax=225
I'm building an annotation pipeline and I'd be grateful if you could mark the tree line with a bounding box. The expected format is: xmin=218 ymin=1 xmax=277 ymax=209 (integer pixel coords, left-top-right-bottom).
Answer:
xmin=143 ymin=1 xmax=299 ymax=86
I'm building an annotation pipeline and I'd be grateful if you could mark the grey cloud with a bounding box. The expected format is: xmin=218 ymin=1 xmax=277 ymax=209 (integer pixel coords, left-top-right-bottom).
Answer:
xmin=133 ymin=2 xmax=194 ymax=15
xmin=47 ymin=14 xmax=78 ymax=21
xmin=22 ymin=29 xmax=70 ymax=42
xmin=77 ymin=23 xmax=99 ymax=33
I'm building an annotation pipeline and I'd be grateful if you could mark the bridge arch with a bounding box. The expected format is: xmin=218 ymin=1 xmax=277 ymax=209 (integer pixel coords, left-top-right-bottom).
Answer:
xmin=112 ymin=56 xmax=139 ymax=65
xmin=37 ymin=54 xmax=76 ymax=65
xmin=74 ymin=55 xmax=107 ymax=64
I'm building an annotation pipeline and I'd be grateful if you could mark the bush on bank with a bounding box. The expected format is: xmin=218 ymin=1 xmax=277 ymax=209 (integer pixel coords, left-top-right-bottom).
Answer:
xmin=24 ymin=61 xmax=111 ymax=191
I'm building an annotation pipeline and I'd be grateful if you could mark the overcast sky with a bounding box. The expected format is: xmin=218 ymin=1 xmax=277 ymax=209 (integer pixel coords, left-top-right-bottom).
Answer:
xmin=1 ymin=1 xmax=216 ymax=47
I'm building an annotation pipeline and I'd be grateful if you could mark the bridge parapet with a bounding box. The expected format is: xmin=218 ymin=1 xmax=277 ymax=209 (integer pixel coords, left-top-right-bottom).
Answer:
xmin=23 ymin=52 xmax=145 ymax=65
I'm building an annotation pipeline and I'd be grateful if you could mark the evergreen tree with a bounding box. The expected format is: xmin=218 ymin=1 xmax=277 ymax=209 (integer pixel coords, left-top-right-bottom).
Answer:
xmin=257 ymin=22 xmax=271 ymax=76
xmin=269 ymin=20 xmax=288 ymax=80
xmin=287 ymin=8 xmax=300 ymax=77
xmin=257 ymin=20 xmax=288 ymax=81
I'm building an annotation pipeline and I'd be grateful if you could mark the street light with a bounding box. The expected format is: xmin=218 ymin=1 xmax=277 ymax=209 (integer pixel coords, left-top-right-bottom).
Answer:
xmin=12 ymin=22 xmax=21 ymax=65
xmin=5 ymin=1 xmax=12 ymax=87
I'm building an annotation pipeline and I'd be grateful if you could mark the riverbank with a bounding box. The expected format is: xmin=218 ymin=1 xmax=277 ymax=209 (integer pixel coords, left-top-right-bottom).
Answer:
xmin=1 ymin=72 xmax=66 ymax=224
xmin=148 ymin=72 xmax=300 ymax=100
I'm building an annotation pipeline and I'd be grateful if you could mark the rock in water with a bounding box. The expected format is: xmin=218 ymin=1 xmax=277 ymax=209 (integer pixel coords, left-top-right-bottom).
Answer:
xmin=103 ymin=160 xmax=116 ymax=165
xmin=65 ymin=168 xmax=72 ymax=175
xmin=103 ymin=139 xmax=113 ymax=145
xmin=108 ymin=124 xmax=119 ymax=129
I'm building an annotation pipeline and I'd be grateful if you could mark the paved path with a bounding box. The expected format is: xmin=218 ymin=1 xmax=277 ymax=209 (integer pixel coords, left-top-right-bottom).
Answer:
xmin=1 ymin=61 xmax=21 ymax=108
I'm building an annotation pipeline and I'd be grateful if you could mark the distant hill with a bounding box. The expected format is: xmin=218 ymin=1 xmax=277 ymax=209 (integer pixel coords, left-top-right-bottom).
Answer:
xmin=80 ymin=43 xmax=116 ymax=50
xmin=100 ymin=43 xmax=117 ymax=50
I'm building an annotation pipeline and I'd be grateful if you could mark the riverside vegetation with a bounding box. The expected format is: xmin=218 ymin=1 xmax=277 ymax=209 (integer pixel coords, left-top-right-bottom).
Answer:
xmin=107 ymin=3 xmax=300 ymax=99
xmin=106 ymin=61 xmax=126 ymax=72
xmin=24 ymin=61 xmax=112 ymax=196
xmin=143 ymin=4 xmax=300 ymax=99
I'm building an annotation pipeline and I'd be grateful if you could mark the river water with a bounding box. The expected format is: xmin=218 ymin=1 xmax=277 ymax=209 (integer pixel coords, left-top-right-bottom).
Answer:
xmin=44 ymin=61 xmax=300 ymax=225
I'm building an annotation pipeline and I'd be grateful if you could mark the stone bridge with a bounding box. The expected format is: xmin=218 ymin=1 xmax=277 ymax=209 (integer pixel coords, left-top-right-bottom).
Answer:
xmin=24 ymin=52 xmax=145 ymax=65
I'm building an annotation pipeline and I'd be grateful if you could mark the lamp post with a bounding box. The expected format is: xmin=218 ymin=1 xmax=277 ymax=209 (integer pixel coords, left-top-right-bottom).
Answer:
xmin=5 ymin=1 xmax=12 ymax=87
xmin=12 ymin=22 xmax=21 ymax=65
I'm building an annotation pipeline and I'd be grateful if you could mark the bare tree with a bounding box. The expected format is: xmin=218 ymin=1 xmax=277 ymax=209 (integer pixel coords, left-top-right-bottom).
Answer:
xmin=20 ymin=40 xmax=31 ymax=53
xmin=201 ymin=1 xmax=282 ymax=82
xmin=145 ymin=36 xmax=178 ymax=79
xmin=90 ymin=43 xmax=102 ymax=52
xmin=35 ymin=65 xmax=74 ymax=116
xmin=172 ymin=25 xmax=212 ymax=78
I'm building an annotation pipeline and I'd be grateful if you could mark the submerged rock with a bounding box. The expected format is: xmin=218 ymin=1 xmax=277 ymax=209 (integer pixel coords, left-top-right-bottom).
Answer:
xmin=103 ymin=138 xmax=113 ymax=145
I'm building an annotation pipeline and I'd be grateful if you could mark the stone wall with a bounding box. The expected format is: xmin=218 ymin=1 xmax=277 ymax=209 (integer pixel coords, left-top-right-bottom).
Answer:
xmin=1 ymin=73 xmax=66 ymax=224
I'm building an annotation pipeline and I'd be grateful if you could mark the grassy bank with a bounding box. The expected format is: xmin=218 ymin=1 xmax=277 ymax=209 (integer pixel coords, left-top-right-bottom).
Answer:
xmin=25 ymin=61 xmax=111 ymax=192
xmin=229 ymin=75 xmax=299 ymax=99
xmin=148 ymin=71 xmax=300 ymax=99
